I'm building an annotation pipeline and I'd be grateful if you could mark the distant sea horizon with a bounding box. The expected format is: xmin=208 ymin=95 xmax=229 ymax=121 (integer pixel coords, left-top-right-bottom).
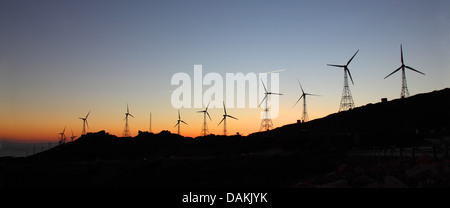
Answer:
xmin=0 ymin=139 xmax=55 ymax=157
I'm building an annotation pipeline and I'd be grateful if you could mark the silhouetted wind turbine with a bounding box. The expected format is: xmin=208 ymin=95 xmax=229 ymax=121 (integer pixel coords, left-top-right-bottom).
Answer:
xmin=174 ymin=110 xmax=188 ymax=135
xmin=328 ymin=49 xmax=359 ymax=112
xmin=218 ymin=101 xmax=238 ymax=136
xmin=259 ymin=80 xmax=282 ymax=131
xmin=149 ymin=112 xmax=152 ymax=133
xmin=198 ymin=101 xmax=212 ymax=136
xmin=293 ymin=78 xmax=319 ymax=123
xmin=79 ymin=111 xmax=90 ymax=135
xmin=70 ymin=130 xmax=76 ymax=142
xmin=58 ymin=126 xmax=66 ymax=145
xmin=384 ymin=44 xmax=425 ymax=98
xmin=122 ymin=104 xmax=134 ymax=137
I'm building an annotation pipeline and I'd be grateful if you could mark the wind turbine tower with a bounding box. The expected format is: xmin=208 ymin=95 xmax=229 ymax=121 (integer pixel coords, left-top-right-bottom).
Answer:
xmin=174 ymin=110 xmax=188 ymax=135
xmin=293 ymin=78 xmax=319 ymax=123
xmin=328 ymin=49 xmax=359 ymax=112
xmin=58 ymin=126 xmax=66 ymax=145
xmin=198 ymin=101 xmax=212 ymax=136
xmin=218 ymin=101 xmax=238 ymax=136
xmin=122 ymin=104 xmax=134 ymax=137
xmin=70 ymin=130 xmax=76 ymax=142
xmin=259 ymin=80 xmax=282 ymax=131
xmin=149 ymin=112 xmax=152 ymax=133
xmin=79 ymin=111 xmax=90 ymax=135
xmin=384 ymin=44 xmax=425 ymax=98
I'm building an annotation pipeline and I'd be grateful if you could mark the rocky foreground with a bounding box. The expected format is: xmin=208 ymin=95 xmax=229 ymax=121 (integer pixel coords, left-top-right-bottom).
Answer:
xmin=295 ymin=155 xmax=450 ymax=188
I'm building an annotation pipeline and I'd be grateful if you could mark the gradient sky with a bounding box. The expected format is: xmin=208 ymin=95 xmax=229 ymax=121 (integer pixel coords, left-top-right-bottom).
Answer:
xmin=0 ymin=0 xmax=449 ymax=141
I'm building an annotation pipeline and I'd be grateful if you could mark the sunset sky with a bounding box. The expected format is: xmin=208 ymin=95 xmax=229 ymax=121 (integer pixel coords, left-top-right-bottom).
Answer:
xmin=0 ymin=0 xmax=448 ymax=141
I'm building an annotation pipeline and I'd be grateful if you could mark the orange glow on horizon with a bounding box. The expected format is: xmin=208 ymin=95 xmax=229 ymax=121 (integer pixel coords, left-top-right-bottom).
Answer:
xmin=1 ymin=105 xmax=335 ymax=142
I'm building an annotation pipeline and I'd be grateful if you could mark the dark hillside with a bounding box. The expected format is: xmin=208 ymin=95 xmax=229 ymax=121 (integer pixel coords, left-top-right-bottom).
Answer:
xmin=1 ymin=88 xmax=449 ymax=188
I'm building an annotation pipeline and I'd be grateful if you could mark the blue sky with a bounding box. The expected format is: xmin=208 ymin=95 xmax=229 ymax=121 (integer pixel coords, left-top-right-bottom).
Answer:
xmin=0 ymin=0 xmax=448 ymax=139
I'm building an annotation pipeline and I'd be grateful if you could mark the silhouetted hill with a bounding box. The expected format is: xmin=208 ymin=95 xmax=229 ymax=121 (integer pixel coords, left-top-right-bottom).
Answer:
xmin=25 ymin=88 xmax=450 ymax=162
xmin=1 ymin=88 xmax=449 ymax=188
xmin=250 ymin=88 xmax=450 ymax=149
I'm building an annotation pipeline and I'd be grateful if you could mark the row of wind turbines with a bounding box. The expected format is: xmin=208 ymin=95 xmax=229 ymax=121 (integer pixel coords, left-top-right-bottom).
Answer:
xmin=58 ymin=100 xmax=239 ymax=144
xmin=327 ymin=44 xmax=425 ymax=112
xmin=57 ymin=111 xmax=90 ymax=144
xmin=175 ymin=101 xmax=238 ymax=136
xmin=255 ymin=44 xmax=425 ymax=130
xmin=58 ymin=44 xmax=424 ymax=141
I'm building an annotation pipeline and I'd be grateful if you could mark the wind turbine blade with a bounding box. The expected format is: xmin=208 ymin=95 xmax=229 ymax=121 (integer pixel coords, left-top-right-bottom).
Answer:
xmin=227 ymin=115 xmax=238 ymax=120
xmin=400 ymin=44 xmax=404 ymax=65
xmin=86 ymin=120 xmax=89 ymax=129
xmin=347 ymin=49 xmax=359 ymax=65
xmin=206 ymin=101 xmax=210 ymax=110
xmin=207 ymin=112 xmax=212 ymax=121
xmin=262 ymin=68 xmax=286 ymax=74
xmin=272 ymin=93 xmax=283 ymax=95
xmin=384 ymin=66 xmax=402 ymax=79
xmin=129 ymin=114 xmax=134 ymax=118
xmin=181 ymin=120 xmax=188 ymax=125
xmin=259 ymin=94 xmax=268 ymax=107
xmin=127 ymin=103 xmax=129 ymax=114
xmin=85 ymin=111 xmax=90 ymax=119
xmin=79 ymin=117 xmax=84 ymax=120
xmin=218 ymin=117 xmax=225 ymax=126
xmin=63 ymin=126 xmax=66 ymax=134
xmin=297 ymin=77 xmax=304 ymax=94
xmin=405 ymin=66 xmax=425 ymax=75
xmin=327 ymin=64 xmax=345 ymax=68
xmin=292 ymin=95 xmax=303 ymax=108
xmin=347 ymin=69 xmax=355 ymax=85
xmin=223 ymin=101 xmax=227 ymax=115
xmin=305 ymin=93 xmax=320 ymax=96
xmin=261 ymin=80 xmax=268 ymax=93
xmin=174 ymin=122 xmax=179 ymax=128
xmin=178 ymin=110 xmax=180 ymax=119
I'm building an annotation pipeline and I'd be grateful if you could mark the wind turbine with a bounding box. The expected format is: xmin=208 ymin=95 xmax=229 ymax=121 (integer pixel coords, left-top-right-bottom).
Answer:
xmin=198 ymin=101 xmax=212 ymax=136
xmin=293 ymin=78 xmax=319 ymax=123
xmin=58 ymin=126 xmax=66 ymax=145
xmin=79 ymin=111 xmax=90 ymax=135
xmin=149 ymin=112 xmax=152 ymax=133
xmin=70 ymin=130 xmax=76 ymax=142
xmin=218 ymin=101 xmax=238 ymax=136
xmin=327 ymin=49 xmax=359 ymax=112
xmin=122 ymin=103 xmax=134 ymax=137
xmin=384 ymin=44 xmax=425 ymax=98
xmin=174 ymin=110 xmax=188 ymax=135
xmin=259 ymin=79 xmax=282 ymax=131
